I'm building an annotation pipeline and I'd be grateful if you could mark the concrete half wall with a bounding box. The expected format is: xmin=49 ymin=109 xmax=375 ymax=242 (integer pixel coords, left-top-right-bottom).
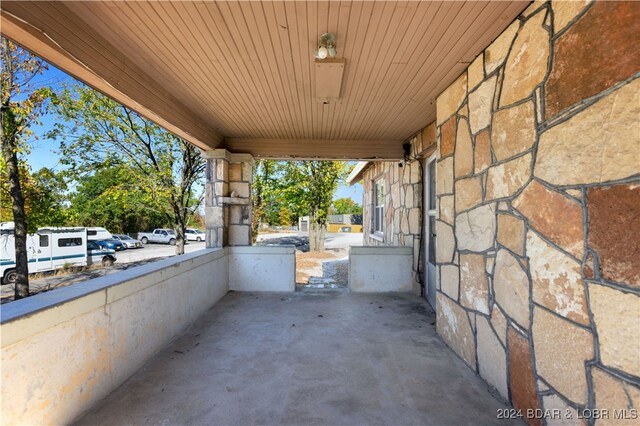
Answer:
xmin=349 ymin=246 xmax=414 ymax=293
xmin=228 ymin=245 xmax=296 ymax=292
xmin=0 ymin=246 xmax=296 ymax=425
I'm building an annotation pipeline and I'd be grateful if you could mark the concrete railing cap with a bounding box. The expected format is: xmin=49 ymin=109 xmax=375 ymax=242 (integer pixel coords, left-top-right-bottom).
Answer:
xmin=349 ymin=246 xmax=413 ymax=255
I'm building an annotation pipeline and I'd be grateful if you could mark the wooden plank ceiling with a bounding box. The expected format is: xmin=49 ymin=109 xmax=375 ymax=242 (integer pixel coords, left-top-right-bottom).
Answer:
xmin=1 ymin=1 xmax=528 ymax=159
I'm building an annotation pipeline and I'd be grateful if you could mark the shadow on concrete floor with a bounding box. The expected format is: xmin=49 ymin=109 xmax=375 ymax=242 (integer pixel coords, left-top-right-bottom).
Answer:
xmin=255 ymin=235 xmax=348 ymax=254
xmin=256 ymin=235 xmax=310 ymax=252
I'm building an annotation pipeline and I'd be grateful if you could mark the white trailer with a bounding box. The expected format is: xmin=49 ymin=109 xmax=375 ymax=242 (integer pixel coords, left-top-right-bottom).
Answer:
xmin=0 ymin=224 xmax=116 ymax=285
xmin=86 ymin=227 xmax=112 ymax=241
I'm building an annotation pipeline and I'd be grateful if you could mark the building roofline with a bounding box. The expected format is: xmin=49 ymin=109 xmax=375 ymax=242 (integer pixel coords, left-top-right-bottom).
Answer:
xmin=346 ymin=162 xmax=371 ymax=185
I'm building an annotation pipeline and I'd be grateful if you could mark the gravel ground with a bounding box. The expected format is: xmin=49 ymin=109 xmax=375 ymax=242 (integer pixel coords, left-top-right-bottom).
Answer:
xmin=257 ymin=231 xmax=362 ymax=285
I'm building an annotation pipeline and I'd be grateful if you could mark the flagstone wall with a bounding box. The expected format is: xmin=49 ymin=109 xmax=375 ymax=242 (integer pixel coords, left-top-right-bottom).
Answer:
xmin=361 ymin=124 xmax=437 ymax=293
xmin=434 ymin=1 xmax=639 ymax=423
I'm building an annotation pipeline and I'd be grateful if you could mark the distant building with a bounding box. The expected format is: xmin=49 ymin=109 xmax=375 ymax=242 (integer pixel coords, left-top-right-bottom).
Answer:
xmin=298 ymin=214 xmax=362 ymax=233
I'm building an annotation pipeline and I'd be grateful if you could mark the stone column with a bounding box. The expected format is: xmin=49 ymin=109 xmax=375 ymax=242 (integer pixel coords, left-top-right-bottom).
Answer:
xmin=203 ymin=149 xmax=253 ymax=248
xmin=203 ymin=151 xmax=229 ymax=248
xmin=227 ymin=155 xmax=253 ymax=245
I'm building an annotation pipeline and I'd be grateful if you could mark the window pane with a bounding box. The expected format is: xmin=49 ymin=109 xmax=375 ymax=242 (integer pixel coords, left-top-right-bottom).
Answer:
xmin=39 ymin=235 xmax=49 ymax=247
xmin=429 ymin=160 xmax=436 ymax=210
xmin=372 ymin=209 xmax=376 ymax=230
xmin=428 ymin=216 xmax=436 ymax=264
xmin=58 ymin=238 xmax=82 ymax=247
xmin=372 ymin=178 xmax=386 ymax=234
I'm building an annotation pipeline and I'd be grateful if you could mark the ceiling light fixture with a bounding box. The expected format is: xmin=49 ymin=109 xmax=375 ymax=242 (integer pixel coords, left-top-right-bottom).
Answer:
xmin=314 ymin=32 xmax=337 ymax=60
xmin=317 ymin=45 xmax=329 ymax=59
xmin=314 ymin=32 xmax=345 ymax=100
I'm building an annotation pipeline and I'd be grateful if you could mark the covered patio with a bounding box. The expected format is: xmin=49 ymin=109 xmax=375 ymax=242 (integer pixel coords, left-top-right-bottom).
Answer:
xmin=2 ymin=1 xmax=639 ymax=425
xmin=76 ymin=292 xmax=514 ymax=426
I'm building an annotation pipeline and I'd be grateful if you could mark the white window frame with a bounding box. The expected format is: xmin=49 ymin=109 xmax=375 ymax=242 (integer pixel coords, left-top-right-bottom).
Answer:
xmin=372 ymin=178 xmax=385 ymax=237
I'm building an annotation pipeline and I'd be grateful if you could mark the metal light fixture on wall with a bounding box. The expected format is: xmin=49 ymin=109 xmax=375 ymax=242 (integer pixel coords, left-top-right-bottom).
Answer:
xmin=314 ymin=32 xmax=337 ymax=59
xmin=398 ymin=142 xmax=413 ymax=168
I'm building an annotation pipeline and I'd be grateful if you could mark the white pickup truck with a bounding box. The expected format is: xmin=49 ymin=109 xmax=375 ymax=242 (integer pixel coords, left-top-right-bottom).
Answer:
xmin=137 ymin=229 xmax=177 ymax=245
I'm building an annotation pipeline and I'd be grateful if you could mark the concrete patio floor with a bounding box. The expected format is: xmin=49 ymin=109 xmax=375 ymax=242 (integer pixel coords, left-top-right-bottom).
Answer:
xmin=77 ymin=292 xmax=519 ymax=425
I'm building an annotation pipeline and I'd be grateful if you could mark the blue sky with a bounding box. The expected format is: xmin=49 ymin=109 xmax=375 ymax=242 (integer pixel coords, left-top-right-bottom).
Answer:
xmin=334 ymin=180 xmax=362 ymax=203
xmin=27 ymin=118 xmax=67 ymax=172
xmin=25 ymin=66 xmax=72 ymax=172
xmin=26 ymin=65 xmax=363 ymax=204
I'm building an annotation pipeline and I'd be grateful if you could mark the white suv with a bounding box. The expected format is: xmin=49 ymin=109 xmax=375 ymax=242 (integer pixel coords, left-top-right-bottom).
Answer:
xmin=185 ymin=229 xmax=205 ymax=242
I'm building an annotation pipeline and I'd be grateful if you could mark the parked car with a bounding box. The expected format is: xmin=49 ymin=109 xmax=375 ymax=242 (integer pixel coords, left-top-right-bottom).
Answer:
xmin=185 ymin=229 xmax=205 ymax=242
xmin=137 ymin=229 xmax=176 ymax=245
xmin=87 ymin=241 xmax=117 ymax=267
xmin=112 ymin=234 xmax=143 ymax=249
xmin=96 ymin=239 xmax=126 ymax=251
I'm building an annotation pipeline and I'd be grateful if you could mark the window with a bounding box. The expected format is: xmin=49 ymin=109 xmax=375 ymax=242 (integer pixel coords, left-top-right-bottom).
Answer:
xmin=373 ymin=178 xmax=384 ymax=235
xmin=87 ymin=230 xmax=97 ymax=236
xmin=428 ymin=160 xmax=436 ymax=265
xmin=39 ymin=235 xmax=49 ymax=247
xmin=58 ymin=238 xmax=82 ymax=247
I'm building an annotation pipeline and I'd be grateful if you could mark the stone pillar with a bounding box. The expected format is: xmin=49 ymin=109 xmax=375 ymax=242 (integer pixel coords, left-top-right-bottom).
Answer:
xmin=203 ymin=150 xmax=253 ymax=248
xmin=204 ymin=152 xmax=229 ymax=248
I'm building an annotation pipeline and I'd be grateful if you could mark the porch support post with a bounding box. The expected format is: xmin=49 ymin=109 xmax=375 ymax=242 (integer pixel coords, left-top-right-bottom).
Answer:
xmin=202 ymin=149 xmax=253 ymax=248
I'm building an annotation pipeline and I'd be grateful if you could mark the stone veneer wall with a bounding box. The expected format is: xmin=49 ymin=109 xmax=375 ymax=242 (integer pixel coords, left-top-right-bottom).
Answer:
xmin=433 ymin=1 xmax=639 ymax=423
xmin=204 ymin=151 xmax=253 ymax=247
xmin=361 ymin=124 xmax=437 ymax=293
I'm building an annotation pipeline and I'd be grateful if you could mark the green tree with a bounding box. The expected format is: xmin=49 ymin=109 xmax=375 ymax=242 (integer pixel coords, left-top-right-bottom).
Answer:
xmin=1 ymin=164 xmax=73 ymax=229
xmin=1 ymin=37 xmax=50 ymax=298
xmin=26 ymin=168 xmax=73 ymax=229
xmin=281 ymin=161 xmax=349 ymax=251
xmin=69 ymin=163 xmax=168 ymax=234
xmin=252 ymin=160 xmax=350 ymax=249
xmin=278 ymin=206 xmax=292 ymax=227
xmin=49 ymin=86 xmax=205 ymax=254
xmin=251 ymin=159 xmax=282 ymax=241
xmin=330 ymin=197 xmax=362 ymax=215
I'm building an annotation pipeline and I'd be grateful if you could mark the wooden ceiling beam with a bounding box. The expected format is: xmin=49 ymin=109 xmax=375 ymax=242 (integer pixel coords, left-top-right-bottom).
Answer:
xmin=0 ymin=3 xmax=223 ymax=151
xmin=223 ymin=138 xmax=405 ymax=160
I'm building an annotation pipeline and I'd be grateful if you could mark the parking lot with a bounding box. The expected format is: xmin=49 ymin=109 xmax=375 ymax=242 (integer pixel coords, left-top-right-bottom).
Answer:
xmin=111 ymin=240 xmax=206 ymax=263
xmin=1 ymin=232 xmax=364 ymax=303
xmin=1 ymin=241 xmax=207 ymax=303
